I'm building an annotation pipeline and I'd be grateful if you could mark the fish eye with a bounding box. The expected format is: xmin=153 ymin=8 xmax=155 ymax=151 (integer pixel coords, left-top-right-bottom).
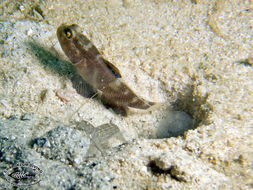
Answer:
xmin=64 ymin=28 xmax=72 ymax=39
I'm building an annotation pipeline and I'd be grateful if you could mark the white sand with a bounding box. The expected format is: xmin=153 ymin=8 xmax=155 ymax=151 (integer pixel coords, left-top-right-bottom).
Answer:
xmin=0 ymin=0 xmax=252 ymax=189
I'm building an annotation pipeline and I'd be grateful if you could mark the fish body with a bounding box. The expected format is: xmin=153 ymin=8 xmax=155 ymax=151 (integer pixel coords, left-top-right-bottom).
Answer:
xmin=57 ymin=24 xmax=155 ymax=115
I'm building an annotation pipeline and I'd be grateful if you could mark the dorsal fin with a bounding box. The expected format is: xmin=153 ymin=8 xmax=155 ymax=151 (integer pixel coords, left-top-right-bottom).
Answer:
xmin=102 ymin=58 xmax=122 ymax=78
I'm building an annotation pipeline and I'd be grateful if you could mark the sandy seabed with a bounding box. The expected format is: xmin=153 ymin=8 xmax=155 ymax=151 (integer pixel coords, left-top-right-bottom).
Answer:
xmin=0 ymin=0 xmax=252 ymax=189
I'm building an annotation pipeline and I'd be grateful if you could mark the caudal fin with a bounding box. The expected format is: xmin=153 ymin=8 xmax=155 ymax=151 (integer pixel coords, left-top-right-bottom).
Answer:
xmin=101 ymin=79 xmax=156 ymax=113
xmin=128 ymin=97 xmax=155 ymax=109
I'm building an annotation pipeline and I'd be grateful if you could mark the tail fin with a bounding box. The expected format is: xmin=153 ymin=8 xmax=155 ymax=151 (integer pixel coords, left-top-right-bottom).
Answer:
xmin=101 ymin=79 xmax=156 ymax=112
xmin=128 ymin=97 xmax=155 ymax=110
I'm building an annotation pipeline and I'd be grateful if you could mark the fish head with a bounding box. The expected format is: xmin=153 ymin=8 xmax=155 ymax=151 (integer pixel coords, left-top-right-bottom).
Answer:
xmin=57 ymin=24 xmax=84 ymax=64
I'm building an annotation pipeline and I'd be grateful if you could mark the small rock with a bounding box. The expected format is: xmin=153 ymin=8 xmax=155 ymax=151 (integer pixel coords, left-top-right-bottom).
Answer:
xmin=32 ymin=125 xmax=91 ymax=165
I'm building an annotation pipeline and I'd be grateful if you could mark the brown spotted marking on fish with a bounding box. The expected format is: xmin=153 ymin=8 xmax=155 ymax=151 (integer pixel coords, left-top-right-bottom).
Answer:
xmin=57 ymin=24 xmax=155 ymax=115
